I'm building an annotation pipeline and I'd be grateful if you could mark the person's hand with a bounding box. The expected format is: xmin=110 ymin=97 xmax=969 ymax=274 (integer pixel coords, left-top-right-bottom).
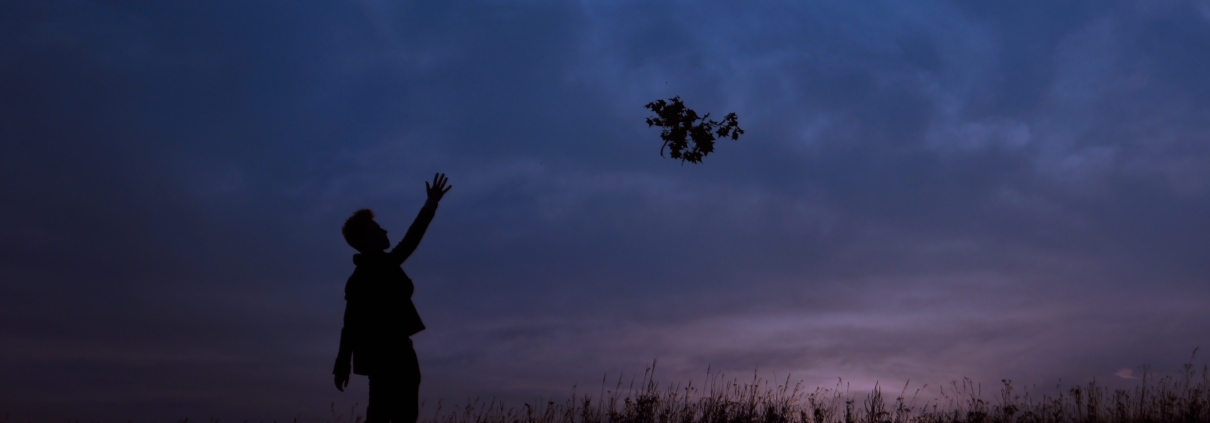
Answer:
xmin=334 ymin=372 xmax=349 ymax=392
xmin=426 ymin=173 xmax=452 ymax=202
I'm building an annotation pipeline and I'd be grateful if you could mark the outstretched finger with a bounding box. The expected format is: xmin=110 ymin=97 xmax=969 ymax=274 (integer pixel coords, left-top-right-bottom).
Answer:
xmin=442 ymin=185 xmax=452 ymax=194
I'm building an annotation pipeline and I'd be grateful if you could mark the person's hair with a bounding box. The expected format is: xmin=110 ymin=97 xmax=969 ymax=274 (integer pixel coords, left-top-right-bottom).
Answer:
xmin=342 ymin=209 xmax=377 ymax=251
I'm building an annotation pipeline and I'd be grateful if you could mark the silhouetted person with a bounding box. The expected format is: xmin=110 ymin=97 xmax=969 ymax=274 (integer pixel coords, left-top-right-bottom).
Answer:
xmin=334 ymin=173 xmax=452 ymax=423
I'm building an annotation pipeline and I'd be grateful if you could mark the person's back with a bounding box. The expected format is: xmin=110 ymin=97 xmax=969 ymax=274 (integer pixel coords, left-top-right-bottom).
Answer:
xmin=334 ymin=173 xmax=452 ymax=423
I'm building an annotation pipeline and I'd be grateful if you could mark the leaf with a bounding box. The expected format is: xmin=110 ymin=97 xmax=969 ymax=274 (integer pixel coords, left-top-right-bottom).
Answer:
xmin=642 ymin=96 xmax=744 ymax=164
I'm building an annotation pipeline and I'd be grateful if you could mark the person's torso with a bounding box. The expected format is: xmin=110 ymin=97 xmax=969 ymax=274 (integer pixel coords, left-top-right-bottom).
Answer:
xmin=346 ymin=253 xmax=426 ymax=338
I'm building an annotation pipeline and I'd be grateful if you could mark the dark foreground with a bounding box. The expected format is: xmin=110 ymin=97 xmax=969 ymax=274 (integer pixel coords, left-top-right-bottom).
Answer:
xmin=426 ymin=364 xmax=1210 ymax=423
xmin=4 ymin=364 xmax=1206 ymax=423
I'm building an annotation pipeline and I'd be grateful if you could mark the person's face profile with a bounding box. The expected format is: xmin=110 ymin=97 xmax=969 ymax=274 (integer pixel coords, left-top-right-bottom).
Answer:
xmin=361 ymin=222 xmax=390 ymax=252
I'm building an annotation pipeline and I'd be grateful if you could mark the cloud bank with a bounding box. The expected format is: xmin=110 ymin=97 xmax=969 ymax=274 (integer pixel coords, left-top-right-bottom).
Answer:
xmin=2 ymin=1 xmax=1209 ymax=421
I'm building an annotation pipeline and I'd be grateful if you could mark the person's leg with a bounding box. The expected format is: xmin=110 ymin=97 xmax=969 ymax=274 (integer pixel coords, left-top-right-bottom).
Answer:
xmin=366 ymin=374 xmax=398 ymax=423
xmin=397 ymin=340 xmax=422 ymax=423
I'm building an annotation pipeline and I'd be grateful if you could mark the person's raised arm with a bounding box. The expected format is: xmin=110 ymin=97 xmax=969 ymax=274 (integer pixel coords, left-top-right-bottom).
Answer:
xmin=389 ymin=173 xmax=452 ymax=265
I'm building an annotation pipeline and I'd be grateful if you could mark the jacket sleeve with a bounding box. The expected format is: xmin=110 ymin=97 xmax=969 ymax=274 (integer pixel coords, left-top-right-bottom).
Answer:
xmin=333 ymin=304 xmax=355 ymax=375
xmin=389 ymin=198 xmax=439 ymax=265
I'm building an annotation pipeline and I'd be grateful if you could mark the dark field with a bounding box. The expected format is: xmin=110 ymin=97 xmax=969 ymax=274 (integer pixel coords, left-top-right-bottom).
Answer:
xmin=4 ymin=363 xmax=1206 ymax=423
xmin=421 ymin=363 xmax=1210 ymax=423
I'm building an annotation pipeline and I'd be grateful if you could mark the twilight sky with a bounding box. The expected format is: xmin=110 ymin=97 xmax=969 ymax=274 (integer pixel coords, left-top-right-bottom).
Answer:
xmin=3 ymin=1 xmax=1210 ymax=421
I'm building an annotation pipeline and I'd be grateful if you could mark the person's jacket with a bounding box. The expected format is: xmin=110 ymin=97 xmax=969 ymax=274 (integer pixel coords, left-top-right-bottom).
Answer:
xmin=333 ymin=199 xmax=437 ymax=376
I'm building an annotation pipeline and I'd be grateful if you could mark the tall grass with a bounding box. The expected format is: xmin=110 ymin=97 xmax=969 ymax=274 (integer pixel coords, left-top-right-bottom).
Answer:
xmin=425 ymin=361 xmax=1210 ymax=423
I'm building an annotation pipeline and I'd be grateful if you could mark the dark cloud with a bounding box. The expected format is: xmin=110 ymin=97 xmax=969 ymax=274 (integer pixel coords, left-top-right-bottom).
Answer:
xmin=2 ymin=1 xmax=1209 ymax=421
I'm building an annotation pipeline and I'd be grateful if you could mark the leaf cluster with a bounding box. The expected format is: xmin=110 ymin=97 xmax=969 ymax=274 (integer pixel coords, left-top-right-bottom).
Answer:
xmin=644 ymin=96 xmax=745 ymax=164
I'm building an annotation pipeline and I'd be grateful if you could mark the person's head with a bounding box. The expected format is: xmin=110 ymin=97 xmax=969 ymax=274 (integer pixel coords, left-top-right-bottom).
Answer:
xmin=342 ymin=209 xmax=389 ymax=253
